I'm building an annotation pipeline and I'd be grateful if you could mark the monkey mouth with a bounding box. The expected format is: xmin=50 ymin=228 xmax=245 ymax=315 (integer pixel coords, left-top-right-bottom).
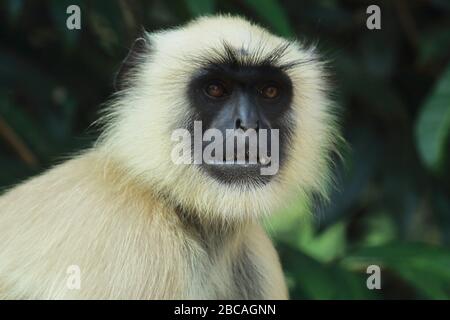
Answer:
xmin=208 ymin=152 xmax=272 ymax=166
xmin=192 ymin=130 xmax=282 ymax=185
xmin=200 ymin=151 xmax=276 ymax=186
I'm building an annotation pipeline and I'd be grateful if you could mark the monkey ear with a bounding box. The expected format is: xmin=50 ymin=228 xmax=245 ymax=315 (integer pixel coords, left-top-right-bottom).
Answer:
xmin=114 ymin=37 xmax=149 ymax=91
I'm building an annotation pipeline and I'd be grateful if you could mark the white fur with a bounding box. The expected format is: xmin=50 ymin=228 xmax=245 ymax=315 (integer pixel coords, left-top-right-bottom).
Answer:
xmin=0 ymin=15 xmax=339 ymax=299
xmin=100 ymin=15 xmax=339 ymax=222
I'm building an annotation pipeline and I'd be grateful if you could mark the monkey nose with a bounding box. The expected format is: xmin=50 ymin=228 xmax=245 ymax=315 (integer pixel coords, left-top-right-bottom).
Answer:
xmin=235 ymin=118 xmax=259 ymax=131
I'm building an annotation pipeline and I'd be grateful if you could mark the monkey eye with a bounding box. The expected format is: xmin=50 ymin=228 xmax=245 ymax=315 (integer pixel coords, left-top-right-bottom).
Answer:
xmin=204 ymin=81 xmax=228 ymax=99
xmin=260 ymin=85 xmax=279 ymax=99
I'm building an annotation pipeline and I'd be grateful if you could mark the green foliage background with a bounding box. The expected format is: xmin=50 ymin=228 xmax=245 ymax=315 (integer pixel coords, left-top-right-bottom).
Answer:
xmin=0 ymin=0 xmax=449 ymax=299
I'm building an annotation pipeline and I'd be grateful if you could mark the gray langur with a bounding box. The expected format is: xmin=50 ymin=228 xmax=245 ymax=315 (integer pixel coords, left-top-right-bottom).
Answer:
xmin=0 ymin=15 xmax=340 ymax=299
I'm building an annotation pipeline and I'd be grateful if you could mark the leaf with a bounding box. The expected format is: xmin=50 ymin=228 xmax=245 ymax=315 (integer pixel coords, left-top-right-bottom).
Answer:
xmin=418 ymin=26 xmax=450 ymax=65
xmin=265 ymin=198 xmax=347 ymax=263
xmin=0 ymin=93 xmax=51 ymax=160
xmin=433 ymin=190 xmax=450 ymax=245
xmin=343 ymin=243 xmax=450 ymax=299
xmin=88 ymin=1 xmax=124 ymax=55
xmin=393 ymin=263 xmax=449 ymax=299
xmin=415 ymin=63 xmax=450 ymax=173
xmin=315 ymin=126 xmax=380 ymax=229
xmin=301 ymin=221 xmax=347 ymax=263
xmin=278 ymin=244 xmax=377 ymax=299
xmin=359 ymin=212 xmax=397 ymax=247
xmin=243 ymin=0 xmax=294 ymax=37
xmin=184 ymin=0 xmax=216 ymax=16
xmin=0 ymin=52 xmax=74 ymax=153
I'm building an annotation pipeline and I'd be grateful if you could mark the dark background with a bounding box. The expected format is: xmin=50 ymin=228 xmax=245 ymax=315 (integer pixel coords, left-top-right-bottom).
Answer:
xmin=0 ymin=0 xmax=449 ymax=299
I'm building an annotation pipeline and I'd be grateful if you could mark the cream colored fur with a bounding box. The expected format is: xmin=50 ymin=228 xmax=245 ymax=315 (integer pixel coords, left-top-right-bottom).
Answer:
xmin=0 ymin=15 xmax=339 ymax=299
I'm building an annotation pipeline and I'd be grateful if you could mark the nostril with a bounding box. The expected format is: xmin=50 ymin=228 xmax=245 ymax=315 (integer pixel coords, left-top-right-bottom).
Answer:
xmin=235 ymin=118 xmax=259 ymax=131
xmin=235 ymin=118 xmax=242 ymax=130
xmin=234 ymin=118 xmax=260 ymax=131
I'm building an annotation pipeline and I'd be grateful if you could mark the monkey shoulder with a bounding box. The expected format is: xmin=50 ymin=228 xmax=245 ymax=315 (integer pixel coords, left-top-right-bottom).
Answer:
xmin=0 ymin=152 xmax=180 ymax=298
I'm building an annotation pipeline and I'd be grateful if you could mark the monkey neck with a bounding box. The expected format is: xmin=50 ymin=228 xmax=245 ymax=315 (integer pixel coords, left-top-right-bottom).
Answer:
xmin=94 ymin=150 xmax=251 ymax=253
xmin=172 ymin=203 xmax=249 ymax=255
xmin=152 ymin=186 xmax=250 ymax=254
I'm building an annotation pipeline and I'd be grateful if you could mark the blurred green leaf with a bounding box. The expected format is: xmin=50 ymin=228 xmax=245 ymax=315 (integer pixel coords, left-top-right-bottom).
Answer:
xmin=393 ymin=263 xmax=449 ymax=299
xmin=279 ymin=244 xmax=376 ymax=299
xmin=266 ymin=198 xmax=347 ymax=263
xmin=0 ymin=93 xmax=50 ymax=160
xmin=415 ymin=63 xmax=450 ymax=173
xmin=433 ymin=190 xmax=450 ymax=245
xmin=300 ymin=221 xmax=347 ymax=263
xmin=0 ymin=51 xmax=76 ymax=152
xmin=264 ymin=194 xmax=308 ymax=238
xmin=360 ymin=212 xmax=398 ymax=247
xmin=184 ymin=0 xmax=216 ymax=16
xmin=297 ymin=2 xmax=353 ymax=32
xmin=243 ymin=0 xmax=294 ymax=37
xmin=419 ymin=26 xmax=450 ymax=65
xmin=344 ymin=243 xmax=450 ymax=299
xmin=335 ymin=52 xmax=409 ymax=123
xmin=316 ymin=126 xmax=380 ymax=229
xmin=88 ymin=1 xmax=124 ymax=55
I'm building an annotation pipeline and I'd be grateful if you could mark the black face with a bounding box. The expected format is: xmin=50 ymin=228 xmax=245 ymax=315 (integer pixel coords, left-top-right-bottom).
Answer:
xmin=187 ymin=63 xmax=294 ymax=185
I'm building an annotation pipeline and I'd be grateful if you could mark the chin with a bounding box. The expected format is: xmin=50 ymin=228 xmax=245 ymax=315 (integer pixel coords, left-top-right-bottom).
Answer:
xmin=201 ymin=162 xmax=274 ymax=186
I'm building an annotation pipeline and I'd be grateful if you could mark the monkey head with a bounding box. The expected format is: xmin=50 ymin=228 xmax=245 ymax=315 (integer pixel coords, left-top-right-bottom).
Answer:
xmin=100 ymin=15 xmax=340 ymax=222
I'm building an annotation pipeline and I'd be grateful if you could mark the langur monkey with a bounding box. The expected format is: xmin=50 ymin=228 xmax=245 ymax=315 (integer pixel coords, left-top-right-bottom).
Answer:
xmin=0 ymin=15 xmax=339 ymax=299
